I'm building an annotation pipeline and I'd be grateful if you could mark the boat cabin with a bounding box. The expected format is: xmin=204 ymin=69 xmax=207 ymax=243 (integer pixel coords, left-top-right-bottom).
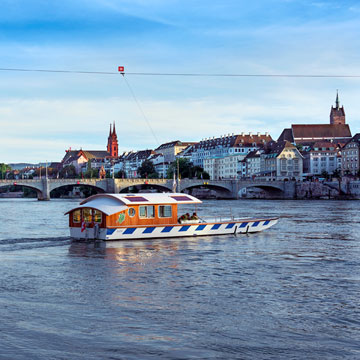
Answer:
xmin=66 ymin=193 xmax=202 ymax=230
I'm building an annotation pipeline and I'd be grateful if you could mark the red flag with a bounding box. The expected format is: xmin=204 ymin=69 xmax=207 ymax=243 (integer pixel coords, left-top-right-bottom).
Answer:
xmin=118 ymin=66 xmax=124 ymax=72
xmin=81 ymin=221 xmax=86 ymax=232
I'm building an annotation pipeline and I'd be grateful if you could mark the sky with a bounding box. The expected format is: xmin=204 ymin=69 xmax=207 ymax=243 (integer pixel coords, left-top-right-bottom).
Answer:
xmin=1 ymin=0 xmax=360 ymax=163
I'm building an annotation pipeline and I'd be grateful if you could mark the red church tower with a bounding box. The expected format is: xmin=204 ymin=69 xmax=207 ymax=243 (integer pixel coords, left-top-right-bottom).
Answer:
xmin=107 ymin=121 xmax=118 ymax=157
xmin=330 ymin=91 xmax=346 ymax=125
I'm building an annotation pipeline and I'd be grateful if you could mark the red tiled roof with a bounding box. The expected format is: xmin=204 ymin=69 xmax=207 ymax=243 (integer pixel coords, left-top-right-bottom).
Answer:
xmin=292 ymin=124 xmax=351 ymax=139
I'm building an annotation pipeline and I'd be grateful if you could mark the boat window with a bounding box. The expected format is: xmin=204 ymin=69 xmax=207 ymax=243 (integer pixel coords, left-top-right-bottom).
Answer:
xmin=139 ymin=205 xmax=155 ymax=218
xmin=73 ymin=209 xmax=81 ymax=223
xmin=128 ymin=207 xmax=136 ymax=217
xmin=93 ymin=210 xmax=102 ymax=223
xmin=158 ymin=205 xmax=172 ymax=218
xmin=83 ymin=208 xmax=92 ymax=223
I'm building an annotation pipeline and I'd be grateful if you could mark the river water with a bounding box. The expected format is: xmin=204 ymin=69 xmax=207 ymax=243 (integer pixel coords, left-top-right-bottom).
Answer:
xmin=0 ymin=198 xmax=359 ymax=359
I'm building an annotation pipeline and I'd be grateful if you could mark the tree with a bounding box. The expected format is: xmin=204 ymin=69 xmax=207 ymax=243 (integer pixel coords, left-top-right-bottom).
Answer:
xmin=59 ymin=165 xmax=77 ymax=178
xmin=115 ymin=170 xmax=126 ymax=179
xmin=332 ymin=168 xmax=341 ymax=179
xmin=0 ymin=163 xmax=11 ymax=179
xmin=167 ymin=159 xmax=209 ymax=179
xmin=167 ymin=158 xmax=192 ymax=179
xmin=321 ymin=170 xmax=329 ymax=180
xmin=138 ymin=159 xmax=157 ymax=178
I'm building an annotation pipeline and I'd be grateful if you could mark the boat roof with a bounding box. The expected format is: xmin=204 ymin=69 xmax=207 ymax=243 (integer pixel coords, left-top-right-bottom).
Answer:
xmin=64 ymin=196 xmax=128 ymax=216
xmin=65 ymin=192 xmax=202 ymax=216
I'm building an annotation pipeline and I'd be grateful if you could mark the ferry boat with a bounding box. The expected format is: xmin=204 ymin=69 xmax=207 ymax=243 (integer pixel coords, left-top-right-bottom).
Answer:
xmin=65 ymin=193 xmax=278 ymax=240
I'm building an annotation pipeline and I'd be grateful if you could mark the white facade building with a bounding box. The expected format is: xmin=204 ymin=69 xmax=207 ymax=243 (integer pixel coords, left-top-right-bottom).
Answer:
xmin=193 ymin=133 xmax=272 ymax=179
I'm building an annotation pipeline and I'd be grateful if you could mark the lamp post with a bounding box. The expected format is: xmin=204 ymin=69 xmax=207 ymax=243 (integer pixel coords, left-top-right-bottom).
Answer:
xmin=46 ymin=161 xmax=48 ymax=179
xmin=177 ymin=158 xmax=180 ymax=192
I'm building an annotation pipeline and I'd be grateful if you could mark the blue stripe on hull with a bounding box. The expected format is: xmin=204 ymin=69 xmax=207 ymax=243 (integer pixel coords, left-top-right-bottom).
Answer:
xmin=179 ymin=226 xmax=190 ymax=232
xmin=103 ymin=218 xmax=277 ymax=240
xmin=162 ymin=226 xmax=173 ymax=233
xmin=196 ymin=225 xmax=206 ymax=231
xmin=123 ymin=228 xmax=136 ymax=235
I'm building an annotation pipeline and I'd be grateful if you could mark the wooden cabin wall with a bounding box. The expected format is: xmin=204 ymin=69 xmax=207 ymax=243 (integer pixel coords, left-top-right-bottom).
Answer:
xmin=106 ymin=204 xmax=178 ymax=227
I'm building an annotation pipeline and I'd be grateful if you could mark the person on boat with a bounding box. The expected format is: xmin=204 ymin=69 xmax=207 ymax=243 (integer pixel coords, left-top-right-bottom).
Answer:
xmin=178 ymin=213 xmax=191 ymax=223
xmin=191 ymin=212 xmax=199 ymax=220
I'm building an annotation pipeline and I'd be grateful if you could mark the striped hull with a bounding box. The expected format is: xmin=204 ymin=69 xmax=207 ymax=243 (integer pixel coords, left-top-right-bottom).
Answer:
xmin=70 ymin=217 xmax=278 ymax=241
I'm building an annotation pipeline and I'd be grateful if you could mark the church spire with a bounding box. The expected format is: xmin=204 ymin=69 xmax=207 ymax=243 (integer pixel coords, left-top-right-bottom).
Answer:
xmin=330 ymin=90 xmax=345 ymax=125
xmin=107 ymin=121 xmax=118 ymax=157
xmin=113 ymin=121 xmax=117 ymax=137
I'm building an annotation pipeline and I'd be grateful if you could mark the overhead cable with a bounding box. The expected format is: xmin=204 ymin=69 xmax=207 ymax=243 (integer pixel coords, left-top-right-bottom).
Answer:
xmin=0 ymin=67 xmax=360 ymax=78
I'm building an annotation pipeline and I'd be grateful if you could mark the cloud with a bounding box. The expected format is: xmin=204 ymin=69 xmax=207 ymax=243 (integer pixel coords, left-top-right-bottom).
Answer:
xmin=2 ymin=86 xmax=359 ymax=163
xmin=1 ymin=0 xmax=360 ymax=164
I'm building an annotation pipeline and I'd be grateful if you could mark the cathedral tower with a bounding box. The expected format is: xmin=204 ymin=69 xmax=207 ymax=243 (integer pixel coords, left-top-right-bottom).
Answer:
xmin=330 ymin=91 xmax=346 ymax=125
xmin=107 ymin=122 xmax=118 ymax=157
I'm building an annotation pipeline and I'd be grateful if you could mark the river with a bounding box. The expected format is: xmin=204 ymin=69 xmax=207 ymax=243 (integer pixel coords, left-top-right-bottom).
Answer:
xmin=0 ymin=198 xmax=359 ymax=359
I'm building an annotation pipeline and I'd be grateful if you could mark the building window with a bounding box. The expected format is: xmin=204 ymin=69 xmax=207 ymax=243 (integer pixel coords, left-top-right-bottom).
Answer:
xmin=73 ymin=209 xmax=81 ymax=223
xmin=139 ymin=205 xmax=155 ymax=218
xmin=83 ymin=208 xmax=92 ymax=223
xmin=93 ymin=210 xmax=102 ymax=223
xmin=158 ymin=205 xmax=172 ymax=218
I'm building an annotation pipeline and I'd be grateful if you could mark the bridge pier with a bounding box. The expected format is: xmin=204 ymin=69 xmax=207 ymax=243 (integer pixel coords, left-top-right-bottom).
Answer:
xmin=38 ymin=179 xmax=50 ymax=201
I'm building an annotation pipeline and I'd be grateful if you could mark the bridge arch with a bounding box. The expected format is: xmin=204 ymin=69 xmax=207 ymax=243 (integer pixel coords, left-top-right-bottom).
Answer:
xmin=0 ymin=182 xmax=43 ymax=198
xmin=181 ymin=183 xmax=233 ymax=198
xmin=49 ymin=182 xmax=106 ymax=198
xmin=238 ymin=183 xmax=284 ymax=198
xmin=118 ymin=183 xmax=172 ymax=193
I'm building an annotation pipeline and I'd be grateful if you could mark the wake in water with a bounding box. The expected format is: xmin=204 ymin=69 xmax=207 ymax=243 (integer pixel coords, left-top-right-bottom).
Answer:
xmin=0 ymin=236 xmax=71 ymax=251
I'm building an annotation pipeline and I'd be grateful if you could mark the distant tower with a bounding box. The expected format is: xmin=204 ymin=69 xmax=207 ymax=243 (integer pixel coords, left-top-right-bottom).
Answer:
xmin=107 ymin=122 xmax=118 ymax=157
xmin=330 ymin=91 xmax=346 ymax=125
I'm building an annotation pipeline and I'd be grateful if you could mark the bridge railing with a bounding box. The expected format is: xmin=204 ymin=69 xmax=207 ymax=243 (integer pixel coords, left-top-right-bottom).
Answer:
xmin=0 ymin=179 xmax=41 ymax=183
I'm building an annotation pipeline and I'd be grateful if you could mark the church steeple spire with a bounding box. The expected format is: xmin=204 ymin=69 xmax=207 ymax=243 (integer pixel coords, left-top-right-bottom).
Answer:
xmin=330 ymin=91 xmax=345 ymax=125
xmin=107 ymin=121 xmax=118 ymax=157
xmin=113 ymin=121 xmax=116 ymax=137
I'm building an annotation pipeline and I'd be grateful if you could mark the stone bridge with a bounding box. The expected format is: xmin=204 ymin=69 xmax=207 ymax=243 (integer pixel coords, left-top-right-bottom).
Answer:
xmin=0 ymin=178 xmax=293 ymax=200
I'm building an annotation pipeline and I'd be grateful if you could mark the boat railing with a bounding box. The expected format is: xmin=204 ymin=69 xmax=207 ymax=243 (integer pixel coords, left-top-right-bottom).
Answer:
xmin=201 ymin=215 xmax=253 ymax=223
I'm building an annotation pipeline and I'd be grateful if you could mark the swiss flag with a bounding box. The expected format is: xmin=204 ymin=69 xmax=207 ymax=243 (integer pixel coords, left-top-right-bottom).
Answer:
xmin=118 ymin=66 xmax=125 ymax=72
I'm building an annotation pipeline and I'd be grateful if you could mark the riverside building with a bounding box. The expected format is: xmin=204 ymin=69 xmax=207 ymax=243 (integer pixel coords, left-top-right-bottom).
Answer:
xmin=341 ymin=133 xmax=360 ymax=176
xmin=302 ymin=142 xmax=341 ymax=177
xmin=260 ymin=141 xmax=303 ymax=180
xmin=193 ymin=133 xmax=272 ymax=180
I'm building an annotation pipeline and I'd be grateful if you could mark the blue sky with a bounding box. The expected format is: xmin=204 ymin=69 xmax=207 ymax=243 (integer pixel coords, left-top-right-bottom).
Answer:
xmin=1 ymin=0 xmax=360 ymax=163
